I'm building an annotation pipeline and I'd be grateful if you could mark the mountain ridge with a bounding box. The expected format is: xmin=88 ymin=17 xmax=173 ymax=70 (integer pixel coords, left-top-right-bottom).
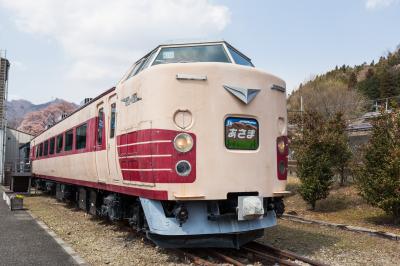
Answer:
xmin=6 ymin=98 xmax=78 ymax=135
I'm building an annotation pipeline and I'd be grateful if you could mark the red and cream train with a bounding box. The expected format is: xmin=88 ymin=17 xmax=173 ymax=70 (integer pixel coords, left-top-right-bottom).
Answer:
xmin=30 ymin=41 xmax=289 ymax=248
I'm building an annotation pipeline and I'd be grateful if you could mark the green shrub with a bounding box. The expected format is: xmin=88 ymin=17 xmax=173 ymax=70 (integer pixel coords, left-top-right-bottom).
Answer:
xmin=356 ymin=110 xmax=400 ymax=223
xmin=292 ymin=112 xmax=350 ymax=209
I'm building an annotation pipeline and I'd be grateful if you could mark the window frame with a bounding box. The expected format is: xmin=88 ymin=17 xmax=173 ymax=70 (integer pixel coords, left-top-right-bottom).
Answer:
xmin=75 ymin=123 xmax=87 ymax=150
xmin=43 ymin=140 xmax=49 ymax=156
xmin=126 ymin=58 xmax=146 ymax=80
xmin=49 ymin=137 xmax=55 ymax=155
xmin=39 ymin=143 xmax=43 ymax=157
xmin=110 ymin=103 xmax=116 ymax=139
xmin=97 ymin=107 xmax=104 ymax=146
xmin=226 ymin=44 xmax=254 ymax=67
xmin=64 ymin=129 xmax=74 ymax=152
xmin=56 ymin=134 xmax=63 ymax=153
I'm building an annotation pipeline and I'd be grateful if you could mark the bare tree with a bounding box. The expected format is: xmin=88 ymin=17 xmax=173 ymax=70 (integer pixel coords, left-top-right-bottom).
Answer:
xmin=288 ymin=79 xmax=366 ymax=121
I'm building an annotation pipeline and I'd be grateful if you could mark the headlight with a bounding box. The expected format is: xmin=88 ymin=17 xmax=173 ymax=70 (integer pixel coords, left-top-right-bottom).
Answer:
xmin=277 ymin=139 xmax=286 ymax=154
xmin=175 ymin=160 xmax=192 ymax=176
xmin=173 ymin=133 xmax=193 ymax=153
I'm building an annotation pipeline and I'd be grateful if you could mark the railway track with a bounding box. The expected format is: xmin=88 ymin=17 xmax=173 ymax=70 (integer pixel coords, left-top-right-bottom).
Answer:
xmin=180 ymin=241 xmax=328 ymax=266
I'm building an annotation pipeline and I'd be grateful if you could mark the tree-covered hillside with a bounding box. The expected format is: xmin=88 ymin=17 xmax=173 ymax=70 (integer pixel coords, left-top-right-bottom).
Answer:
xmin=288 ymin=46 xmax=400 ymax=119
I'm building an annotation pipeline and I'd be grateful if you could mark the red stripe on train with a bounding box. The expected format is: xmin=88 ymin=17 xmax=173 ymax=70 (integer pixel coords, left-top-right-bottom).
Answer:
xmin=34 ymin=174 xmax=168 ymax=200
xmin=116 ymin=129 xmax=186 ymax=146
xmin=119 ymin=156 xmax=173 ymax=169
xmin=117 ymin=141 xmax=172 ymax=157
xmin=116 ymin=129 xmax=196 ymax=183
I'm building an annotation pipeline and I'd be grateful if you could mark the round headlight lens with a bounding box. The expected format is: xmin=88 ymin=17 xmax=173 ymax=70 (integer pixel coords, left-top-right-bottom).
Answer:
xmin=174 ymin=133 xmax=193 ymax=153
xmin=176 ymin=160 xmax=192 ymax=176
xmin=277 ymin=139 xmax=286 ymax=154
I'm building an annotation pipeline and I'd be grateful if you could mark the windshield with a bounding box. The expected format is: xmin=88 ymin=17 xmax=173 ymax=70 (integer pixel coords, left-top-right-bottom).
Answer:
xmin=152 ymin=44 xmax=230 ymax=65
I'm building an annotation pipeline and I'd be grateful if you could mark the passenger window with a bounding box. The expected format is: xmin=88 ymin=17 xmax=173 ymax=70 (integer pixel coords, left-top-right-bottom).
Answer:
xmin=65 ymin=129 xmax=73 ymax=151
xmin=110 ymin=103 xmax=116 ymax=138
xmin=56 ymin=134 xmax=63 ymax=153
xmin=44 ymin=140 xmax=49 ymax=156
xmin=49 ymin=138 xmax=55 ymax=155
xmin=39 ymin=143 xmax=43 ymax=157
xmin=97 ymin=108 xmax=104 ymax=145
xmin=76 ymin=124 xmax=87 ymax=150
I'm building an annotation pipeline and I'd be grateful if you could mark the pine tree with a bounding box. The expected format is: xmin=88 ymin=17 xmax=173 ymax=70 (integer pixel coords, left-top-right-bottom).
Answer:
xmin=379 ymin=67 xmax=396 ymax=98
xmin=292 ymin=112 xmax=351 ymax=209
xmin=356 ymin=110 xmax=400 ymax=223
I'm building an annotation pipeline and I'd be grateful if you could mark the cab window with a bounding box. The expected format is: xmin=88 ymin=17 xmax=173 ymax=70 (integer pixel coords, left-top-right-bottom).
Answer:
xmin=152 ymin=44 xmax=230 ymax=65
xmin=227 ymin=46 xmax=253 ymax=67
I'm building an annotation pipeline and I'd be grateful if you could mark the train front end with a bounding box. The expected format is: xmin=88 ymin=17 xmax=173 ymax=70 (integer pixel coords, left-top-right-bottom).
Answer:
xmin=119 ymin=41 xmax=288 ymax=248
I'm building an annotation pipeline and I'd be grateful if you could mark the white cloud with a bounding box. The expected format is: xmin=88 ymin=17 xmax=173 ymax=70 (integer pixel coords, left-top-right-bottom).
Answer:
xmin=0 ymin=0 xmax=230 ymax=101
xmin=366 ymin=0 xmax=399 ymax=9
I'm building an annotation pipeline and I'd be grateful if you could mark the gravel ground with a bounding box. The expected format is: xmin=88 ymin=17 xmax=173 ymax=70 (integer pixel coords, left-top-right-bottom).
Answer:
xmin=24 ymin=193 xmax=400 ymax=266
xmin=24 ymin=194 xmax=187 ymax=266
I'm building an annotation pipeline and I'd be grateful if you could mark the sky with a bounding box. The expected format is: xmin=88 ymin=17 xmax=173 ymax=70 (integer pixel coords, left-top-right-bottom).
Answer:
xmin=0 ymin=0 xmax=400 ymax=104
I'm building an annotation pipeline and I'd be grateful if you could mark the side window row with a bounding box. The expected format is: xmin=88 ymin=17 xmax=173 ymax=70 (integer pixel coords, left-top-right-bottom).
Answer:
xmin=34 ymin=103 xmax=116 ymax=159
xmin=35 ymin=123 xmax=87 ymax=158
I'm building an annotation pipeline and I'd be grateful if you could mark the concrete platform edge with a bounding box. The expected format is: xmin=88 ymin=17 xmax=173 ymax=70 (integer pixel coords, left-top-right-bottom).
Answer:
xmin=26 ymin=210 xmax=89 ymax=265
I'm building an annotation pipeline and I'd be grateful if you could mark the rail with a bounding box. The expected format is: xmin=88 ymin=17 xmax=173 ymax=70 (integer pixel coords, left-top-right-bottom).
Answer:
xmin=180 ymin=241 xmax=328 ymax=266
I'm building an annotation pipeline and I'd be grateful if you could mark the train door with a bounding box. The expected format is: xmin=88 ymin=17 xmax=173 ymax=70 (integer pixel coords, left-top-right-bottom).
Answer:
xmin=107 ymin=95 xmax=120 ymax=181
xmin=95 ymin=103 xmax=109 ymax=183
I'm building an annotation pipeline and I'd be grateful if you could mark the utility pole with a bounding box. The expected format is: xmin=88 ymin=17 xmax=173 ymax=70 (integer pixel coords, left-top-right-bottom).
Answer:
xmin=300 ymin=96 xmax=304 ymax=132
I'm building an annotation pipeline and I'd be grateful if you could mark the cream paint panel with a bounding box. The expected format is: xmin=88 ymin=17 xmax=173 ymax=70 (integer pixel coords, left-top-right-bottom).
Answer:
xmin=118 ymin=63 xmax=287 ymax=200
xmin=33 ymin=153 xmax=97 ymax=182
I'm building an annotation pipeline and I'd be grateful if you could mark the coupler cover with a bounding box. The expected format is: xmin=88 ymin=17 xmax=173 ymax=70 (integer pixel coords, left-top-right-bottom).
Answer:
xmin=237 ymin=196 xmax=264 ymax=221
